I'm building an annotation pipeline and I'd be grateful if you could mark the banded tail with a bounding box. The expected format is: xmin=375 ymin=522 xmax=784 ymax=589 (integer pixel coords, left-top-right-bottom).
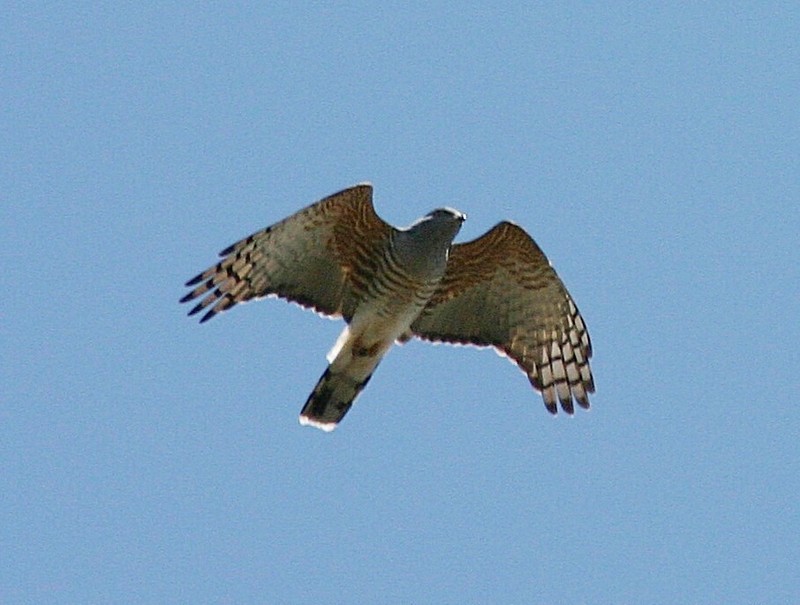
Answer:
xmin=299 ymin=367 xmax=373 ymax=431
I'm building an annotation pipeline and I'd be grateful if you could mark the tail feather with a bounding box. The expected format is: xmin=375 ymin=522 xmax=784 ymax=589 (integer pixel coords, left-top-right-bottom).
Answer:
xmin=299 ymin=367 xmax=372 ymax=431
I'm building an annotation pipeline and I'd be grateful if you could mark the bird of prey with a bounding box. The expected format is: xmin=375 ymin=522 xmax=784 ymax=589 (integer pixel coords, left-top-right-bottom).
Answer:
xmin=181 ymin=183 xmax=594 ymax=431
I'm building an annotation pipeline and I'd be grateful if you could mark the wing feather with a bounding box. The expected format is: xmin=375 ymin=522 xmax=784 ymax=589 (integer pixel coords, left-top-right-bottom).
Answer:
xmin=180 ymin=184 xmax=394 ymax=323
xmin=411 ymin=221 xmax=594 ymax=414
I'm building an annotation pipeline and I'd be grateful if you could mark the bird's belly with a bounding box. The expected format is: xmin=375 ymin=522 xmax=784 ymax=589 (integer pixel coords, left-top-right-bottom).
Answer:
xmin=325 ymin=295 xmax=426 ymax=367
xmin=354 ymin=298 xmax=425 ymax=350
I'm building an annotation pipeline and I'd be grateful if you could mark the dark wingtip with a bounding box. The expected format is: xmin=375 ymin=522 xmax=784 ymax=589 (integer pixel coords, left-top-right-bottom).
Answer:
xmin=185 ymin=273 xmax=204 ymax=287
xmin=179 ymin=291 xmax=196 ymax=304
xmin=544 ymin=402 xmax=558 ymax=415
xmin=219 ymin=231 xmax=263 ymax=257
xmin=187 ymin=302 xmax=204 ymax=317
xmin=199 ymin=309 xmax=215 ymax=323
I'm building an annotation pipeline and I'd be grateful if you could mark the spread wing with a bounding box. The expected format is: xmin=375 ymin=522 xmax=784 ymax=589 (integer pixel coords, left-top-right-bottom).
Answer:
xmin=410 ymin=221 xmax=594 ymax=414
xmin=180 ymin=184 xmax=394 ymax=323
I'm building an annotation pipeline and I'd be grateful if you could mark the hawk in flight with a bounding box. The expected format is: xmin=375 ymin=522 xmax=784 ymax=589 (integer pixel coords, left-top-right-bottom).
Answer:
xmin=181 ymin=184 xmax=594 ymax=431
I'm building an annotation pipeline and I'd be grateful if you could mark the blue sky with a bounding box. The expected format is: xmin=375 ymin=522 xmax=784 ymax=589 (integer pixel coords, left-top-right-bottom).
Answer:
xmin=3 ymin=3 xmax=799 ymax=603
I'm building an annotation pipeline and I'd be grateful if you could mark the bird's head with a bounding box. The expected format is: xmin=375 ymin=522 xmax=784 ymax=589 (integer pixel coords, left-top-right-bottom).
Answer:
xmin=408 ymin=207 xmax=466 ymax=242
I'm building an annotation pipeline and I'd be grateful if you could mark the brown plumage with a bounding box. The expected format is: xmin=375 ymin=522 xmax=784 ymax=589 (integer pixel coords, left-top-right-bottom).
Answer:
xmin=181 ymin=184 xmax=594 ymax=430
xmin=410 ymin=221 xmax=594 ymax=414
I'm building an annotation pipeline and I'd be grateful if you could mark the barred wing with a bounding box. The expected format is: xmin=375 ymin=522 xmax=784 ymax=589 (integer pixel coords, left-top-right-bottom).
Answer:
xmin=411 ymin=221 xmax=594 ymax=414
xmin=181 ymin=184 xmax=393 ymax=323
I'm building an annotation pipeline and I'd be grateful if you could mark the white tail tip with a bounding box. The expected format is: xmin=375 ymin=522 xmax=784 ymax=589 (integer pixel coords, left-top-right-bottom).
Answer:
xmin=299 ymin=415 xmax=338 ymax=432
